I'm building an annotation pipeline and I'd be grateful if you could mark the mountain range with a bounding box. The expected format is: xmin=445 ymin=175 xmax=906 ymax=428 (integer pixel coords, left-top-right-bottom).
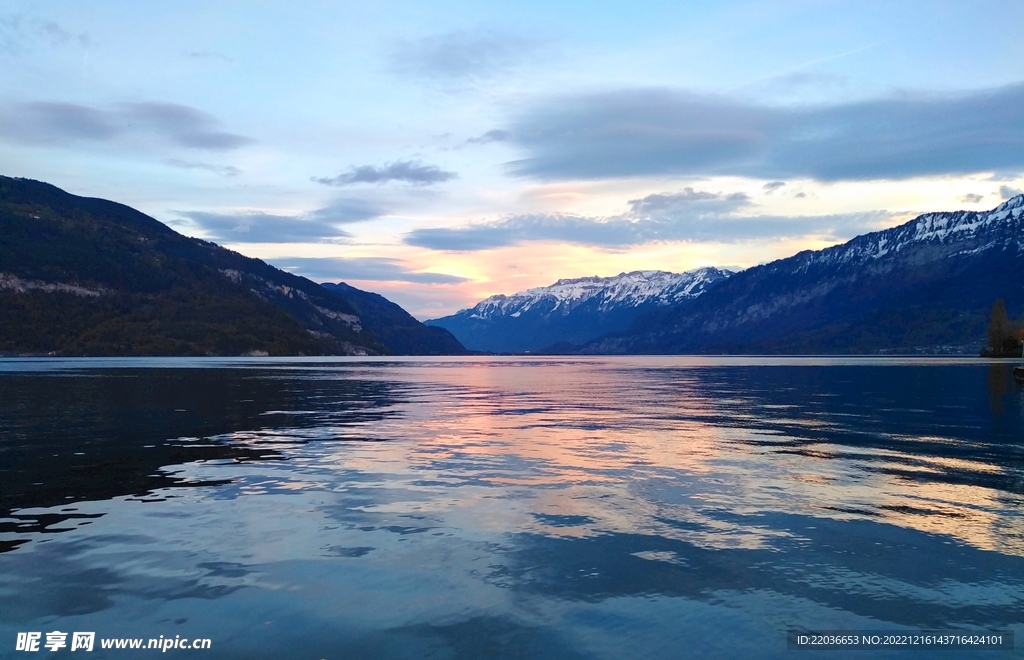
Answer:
xmin=0 ymin=176 xmax=466 ymax=356
xmin=590 ymin=195 xmax=1024 ymax=354
xmin=5 ymin=175 xmax=1022 ymax=357
xmin=432 ymin=196 xmax=1024 ymax=355
xmin=426 ymin=268 xmax=731 ymax=352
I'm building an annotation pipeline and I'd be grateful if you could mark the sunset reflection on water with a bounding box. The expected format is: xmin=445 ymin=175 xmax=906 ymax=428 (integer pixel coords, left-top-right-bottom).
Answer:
xmin=257 ymin=357 xmax=1023 ymax=556
xmin=1 ymin=356 xmax=1022 ymax=659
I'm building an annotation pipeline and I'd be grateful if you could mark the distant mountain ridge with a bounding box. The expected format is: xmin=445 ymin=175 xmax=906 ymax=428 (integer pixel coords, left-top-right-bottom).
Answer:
xmin=583 ymin=195 xmax=1024 ymax=354
xmin=321 ymin=282 xmax=466 ymax=355
xmin=426 ymin=268 xmax=732 ymax=352
xmin=0 ymin=176 xmax=466 ymax=356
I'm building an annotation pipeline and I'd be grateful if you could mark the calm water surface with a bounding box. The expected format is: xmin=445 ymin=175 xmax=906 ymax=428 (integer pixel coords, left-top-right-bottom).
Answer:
xmin=1 ymin=356 xmax=1023 ymax=659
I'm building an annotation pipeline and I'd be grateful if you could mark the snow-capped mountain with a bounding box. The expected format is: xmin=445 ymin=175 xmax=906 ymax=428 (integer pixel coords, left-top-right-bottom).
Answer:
xmin=426 ymin=268 xmax=731 ymax=352
xmin=772 ymin=194 xmax=1024 ymax=275
xmin=585 ymin=195 xmax=1024 ymax=354
xmin=466 ymin=268 xmax=730 ymax=319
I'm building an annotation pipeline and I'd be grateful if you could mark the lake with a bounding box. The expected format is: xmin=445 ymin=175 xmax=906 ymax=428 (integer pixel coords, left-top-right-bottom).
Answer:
xmin=1 ymin=356 xmax=1022 ymax=658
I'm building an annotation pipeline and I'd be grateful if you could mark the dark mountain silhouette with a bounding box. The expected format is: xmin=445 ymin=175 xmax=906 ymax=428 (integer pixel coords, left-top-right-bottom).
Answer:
xmin=321 ymin=282 xmax=466 ymax=355
xmin=0 ymin=176 xmax=465 ymax=356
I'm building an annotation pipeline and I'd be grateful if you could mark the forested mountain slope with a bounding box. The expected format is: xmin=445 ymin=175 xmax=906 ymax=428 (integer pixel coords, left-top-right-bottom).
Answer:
xmin=0 ymin=177 xmax=463 ymax=356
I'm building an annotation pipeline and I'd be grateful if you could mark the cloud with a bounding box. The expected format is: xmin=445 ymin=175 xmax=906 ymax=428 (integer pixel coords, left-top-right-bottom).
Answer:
xmin=1000 ymin=185 xmax=1023 ymax=200
xmin=764 ymin=72 xmax=849 ymax=91
xmin=627 ymin=188 xmax=750 ymax=215
xmin=35 ymin=20 xmax=89 ymax=48
xmin=312 ymin=160 xmax=457 ymax=186
xmin=763 ymin=181 xmax=786 ymax=192
xmin=306 ymin=198 xmax=388 ymax=223
xmin=405 ymin=212 xmax=886 ymax=251
xmin=165 ymin=159 xmax=241 ymax=177
xmin=122 ymin=102 xmax=251 ymax=150
xmin=271 ymin=257 xmax=467 ymax=284
xmin=0 ymin=15 xmax=89 ymax=53
xmin=179 ymin=198 xmax=385 ymax=243
xmin=0 ymin=101 xmax=252 ymax=151
xmin=180 ymin=211 xmax=351 ymax=243
xmin=403 ymin=187 xmax=887 ymax=251
xmin=388 ymin=30 xmax=545 ymax=82
xmin=961 ymin=193 xmax=984 ymax=203
xmin=504 ymin=83 xmax=1024 ymax=181
xmin=467 ymin=129 xmax=511 ymax=145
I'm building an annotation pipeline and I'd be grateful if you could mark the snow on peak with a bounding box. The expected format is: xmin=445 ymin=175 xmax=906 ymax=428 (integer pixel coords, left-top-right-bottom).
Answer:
xmin=993 ymin=194 xmax=1024 ymax=213
xmin=790 ymin=196 xmax=1024 ymax=272
xmin=901 ymin=196 xmax=1024 ymax=246
xmin=463 ymin=267 xmax=731 ymax=320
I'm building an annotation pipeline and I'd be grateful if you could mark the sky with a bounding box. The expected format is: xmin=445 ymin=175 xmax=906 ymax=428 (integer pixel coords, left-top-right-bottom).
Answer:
xmin=1 ymin=1 xmax=1023 ymax=319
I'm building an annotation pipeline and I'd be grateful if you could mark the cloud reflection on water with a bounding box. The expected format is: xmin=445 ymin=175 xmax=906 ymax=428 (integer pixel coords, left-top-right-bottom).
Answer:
xmin=1 ymin=357 xmax=1023 ymax=658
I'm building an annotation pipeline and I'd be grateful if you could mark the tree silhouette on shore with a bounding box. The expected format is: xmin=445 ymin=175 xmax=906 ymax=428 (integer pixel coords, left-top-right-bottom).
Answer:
xmin=983 ymin=299 xmax=1023 ymax=357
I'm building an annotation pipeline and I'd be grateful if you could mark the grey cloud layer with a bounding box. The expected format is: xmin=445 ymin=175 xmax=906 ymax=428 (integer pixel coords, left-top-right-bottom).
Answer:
xmin=404 ymin=188 xmax=886 ymax=251
xmin=306 ymin=198 xmax=388 ymax=223
xmin=626 ymin=188 xmax=749 ymax=214
xmin=405 ymin=212 xmax=885 ymax=251
xmin=180 ymin=211 xmax=350 ymax=243
xmin=467 ymin=129 xmax=510 ymax=145
xmin=313 ymin=160 xmax=457 ymax=186
xmin=272 ymin=257 xmax=466 ymax=284
xmin=180 ymin=198 xmax=385 ymax=243
xmin=504 ymin=83 xmax=1024 ymax=181
xmin=388 ymin=30 xmax=544 ymax=81
xmin=0 ymin=101 xmax=252 ymax=150
xmin=33 ymin=19 xmax=89 ymax=48
xmin=165 ymin=159 xmax=241 ymax=177
xmin=0 ymin=15 xmax=89 ymax=53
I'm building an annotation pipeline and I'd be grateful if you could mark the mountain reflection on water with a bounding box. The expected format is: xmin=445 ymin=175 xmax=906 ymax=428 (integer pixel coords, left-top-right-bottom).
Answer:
xmin=0 ymin=356 xmax=1022 ymax=659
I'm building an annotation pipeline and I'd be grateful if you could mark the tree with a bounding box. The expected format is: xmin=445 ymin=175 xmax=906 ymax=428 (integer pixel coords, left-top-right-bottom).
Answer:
xmin=986 ymin=299 xmax=1023 ymax=357
xmin=988 ymin=299 xmax=1010 ymax=355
